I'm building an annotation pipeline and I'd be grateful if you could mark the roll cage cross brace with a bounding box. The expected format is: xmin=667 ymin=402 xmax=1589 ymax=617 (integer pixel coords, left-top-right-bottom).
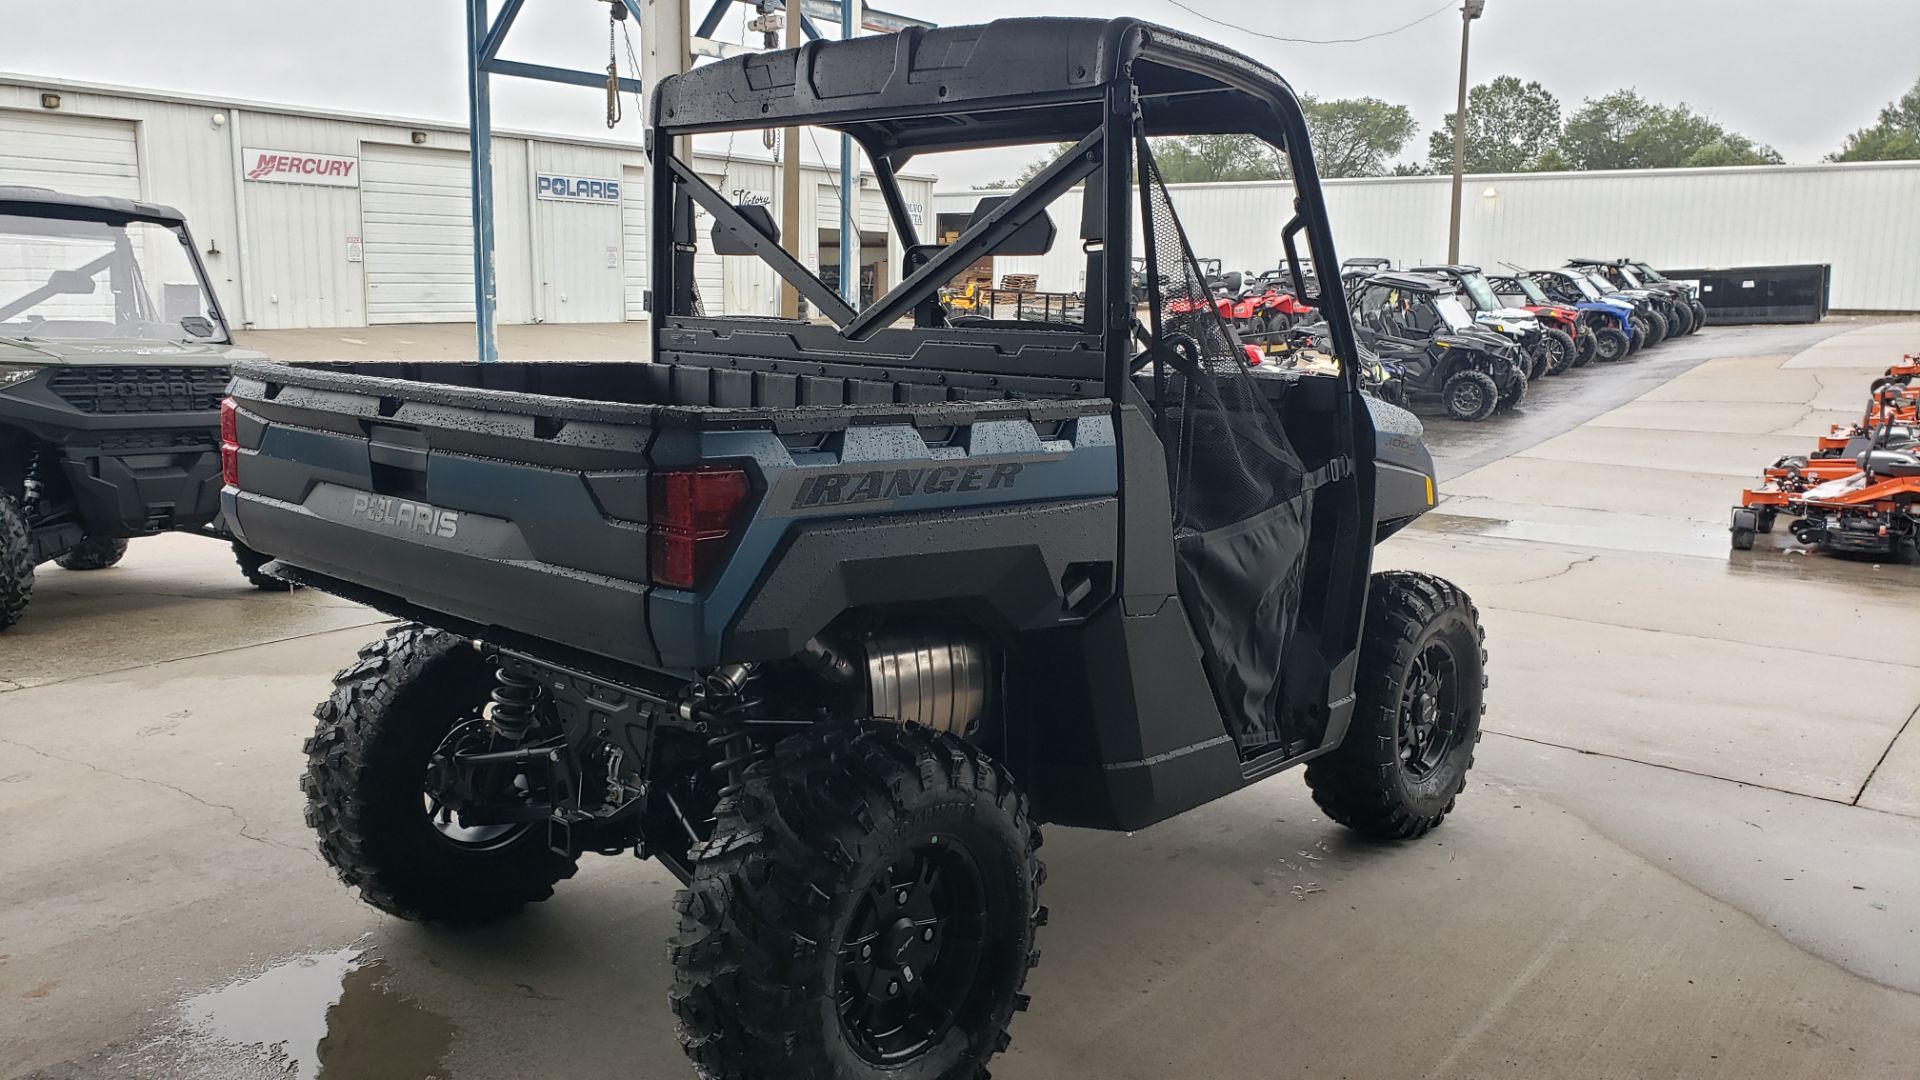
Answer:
xmin=646 ymin=17 xmax=1361 ymax=399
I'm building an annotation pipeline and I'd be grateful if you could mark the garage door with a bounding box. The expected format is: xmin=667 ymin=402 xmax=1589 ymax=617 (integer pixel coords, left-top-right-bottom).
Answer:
xmin=0 ymin=111 xmax=140 ymax=199
xmin=359 ymin=145 xmax=474 ymax=324
xmin=621 ymin=166 xmax=647 ymax=320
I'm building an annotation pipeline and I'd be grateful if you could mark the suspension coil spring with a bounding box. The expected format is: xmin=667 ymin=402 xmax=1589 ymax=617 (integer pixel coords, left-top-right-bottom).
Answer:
xmin=708 ymin=730 xmax=770 ymax=800
xmin=487 ymin=665 xmax=544 ymax=740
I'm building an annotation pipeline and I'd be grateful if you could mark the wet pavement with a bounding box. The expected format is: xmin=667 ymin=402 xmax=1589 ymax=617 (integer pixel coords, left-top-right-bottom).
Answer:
xmin=5 ymin=320 xmax=1920 ymax=1080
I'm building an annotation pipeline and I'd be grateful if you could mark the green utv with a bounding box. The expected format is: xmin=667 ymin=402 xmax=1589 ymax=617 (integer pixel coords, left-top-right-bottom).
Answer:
xmin=0 ymin=187 xmax=278 ymax=631
xmin=223 ymin=18 xmax=1487 ymax=1079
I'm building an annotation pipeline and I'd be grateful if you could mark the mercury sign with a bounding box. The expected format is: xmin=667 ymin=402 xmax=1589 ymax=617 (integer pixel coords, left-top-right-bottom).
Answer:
xmin=243 ymin=148 xmax=359 ymax=187
xmin=537 ymin=174 xmax=621 ymax=204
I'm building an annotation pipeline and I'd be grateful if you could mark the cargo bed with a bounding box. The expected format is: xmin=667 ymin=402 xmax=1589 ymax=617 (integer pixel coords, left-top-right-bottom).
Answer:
xmin=223 ymin=359 xmax=1114 ymax=673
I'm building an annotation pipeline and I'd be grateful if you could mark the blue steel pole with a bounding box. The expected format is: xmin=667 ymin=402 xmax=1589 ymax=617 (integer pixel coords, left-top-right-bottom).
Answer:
xmin=839 ymin=1 xmax=857 ymax=306
xmin=466 ymin=0 xmax=499 ymax=362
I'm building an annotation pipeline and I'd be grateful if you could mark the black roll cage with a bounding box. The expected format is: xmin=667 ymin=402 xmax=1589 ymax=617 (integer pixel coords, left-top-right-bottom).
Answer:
xmin=646 ymin=16 xmax=1360 ymax=396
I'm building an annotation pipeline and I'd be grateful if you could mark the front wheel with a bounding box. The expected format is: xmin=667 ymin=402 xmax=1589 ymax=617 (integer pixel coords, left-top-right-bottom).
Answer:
xmin=1645 ymin=310 xmax=1669 ymax=344
xmin=54 ymin=537 xmax=129 ymax=571
xmin=1628 ymin=318 xmax=1649 ymax=353
xmin=1306 ymin=572 xmax=1486 ymax=839
xmin=302 ymin=626 xmax=579 ymax=923
xmin=1541 ymin=328 xmax=1576 ymax=375
xmin=0 ymin=494 xmax=32 ymax=632
xmin=1496 ymin=370 xmax=1528 ymax=412
xmin=1666 ymin=301 xmax=1695 ymax=336
xmin=1573 ymin=327 xmax=1597 ymax=367
xmin=1442 ymin=370 xmax=1499 ymax=422
xmin=1690 ymin=299 xmax=1708 ymax=332
xmin=673 ymin=723 xmax=1044 ymax=1080
xmin=1593 ymin=327 xmax=1630 ymax=363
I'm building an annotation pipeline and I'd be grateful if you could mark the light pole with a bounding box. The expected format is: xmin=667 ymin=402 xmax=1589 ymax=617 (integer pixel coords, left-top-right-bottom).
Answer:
xmin=1446 ymin=0 xmax=1485 ymax=263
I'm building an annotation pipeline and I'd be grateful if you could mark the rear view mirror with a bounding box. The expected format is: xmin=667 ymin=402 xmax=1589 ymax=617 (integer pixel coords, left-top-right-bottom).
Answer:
xmin=967 ymin=197 xmax=1055 ymax=257
xmin=47 ymin=269 xmax=96 ymax=296
xmin=710 ymin=203 xmax=780 ymax=256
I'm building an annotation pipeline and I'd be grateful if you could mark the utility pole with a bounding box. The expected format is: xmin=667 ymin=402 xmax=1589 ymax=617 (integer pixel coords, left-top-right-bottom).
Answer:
xmin=779 ymin=2 xmax=803 ymax=318
xmin=1446 ymin=0 xmax=1485 ymax=264
xmin=839 ymin=0 xmax=860 ymax=307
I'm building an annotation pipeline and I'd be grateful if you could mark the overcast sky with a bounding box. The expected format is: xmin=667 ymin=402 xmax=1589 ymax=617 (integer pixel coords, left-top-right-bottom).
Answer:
xmin=5 ymin=0 xmax=1918 ymax=188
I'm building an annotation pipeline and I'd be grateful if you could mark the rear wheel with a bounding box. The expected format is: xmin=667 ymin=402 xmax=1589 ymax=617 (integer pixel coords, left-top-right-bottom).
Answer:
xmin=1541 ymin=328 xmax=1576 ymax=375
xmin=1307 ymin=572 xmax=1486 ymax=839
xmin=672 ymin=723 xmax=1043 ymax=1080
xmin=0 ymin=494 xmax=32 ymax=632
xmin=302 ymin=626 xmax=579 ymax=924
xmin=54 ymin=537 xmax=129 ymax=571
xmin=1442 ymin=371 xmax=1499 ymax=422
xmin=1593 ymin=327 xmax=1630 ymax=363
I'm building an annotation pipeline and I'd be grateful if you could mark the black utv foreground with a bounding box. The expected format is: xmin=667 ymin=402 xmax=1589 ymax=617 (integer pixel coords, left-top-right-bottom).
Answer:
xmin=224 ymin=19 xmax=1487 ymax=1079
xmin=0 ymin=187 xmax=277 ymax=630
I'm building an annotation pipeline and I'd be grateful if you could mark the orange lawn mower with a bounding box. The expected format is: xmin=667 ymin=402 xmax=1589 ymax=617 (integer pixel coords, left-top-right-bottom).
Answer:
xmin=1734 ymin=403 xmax=1920 ymax=557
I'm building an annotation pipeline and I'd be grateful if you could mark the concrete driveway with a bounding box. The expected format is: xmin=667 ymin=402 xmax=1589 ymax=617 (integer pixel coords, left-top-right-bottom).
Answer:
xmin=3 ymin=320 xmax=1918 ymax=1080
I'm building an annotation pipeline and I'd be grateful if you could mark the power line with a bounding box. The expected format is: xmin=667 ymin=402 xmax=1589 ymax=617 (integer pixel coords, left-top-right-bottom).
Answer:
xmin=1160 ymin=0 xmax=1456 ymax=45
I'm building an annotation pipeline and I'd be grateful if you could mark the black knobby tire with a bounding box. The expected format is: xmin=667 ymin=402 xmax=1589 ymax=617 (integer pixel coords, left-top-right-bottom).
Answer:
xmin=1525 ymin=341 xmax=1549 ymax=381
xmin=1496 ymin=371 xmax=1527 ymax=413
xmin=1645 ymin=310 xmax=1669 ymax=344
xmin=232 ymin=541 xmax=290 ymax=590
xmin=1541 ymin=328 xmax=1576 ymax=375
xmin=672 ymin=723 xmax=1044 ymax=1080
xmin=1593 ymin=327 xmax=1630 ymax=363
xmin=0 ymin=494 xmax=32 ymax=632
xmin=1306 ymin=572 xmax=1487 ymax=839
xmin=1442 ymin=371 xmax=1499 ymax=422
xmin=302 ymin=625 xmax=579 ymax=923
xmin=1628 ymin=319 xmax=1648 ymax=353
xmin=1573 ymin=327 xmax=1597 ymax=367
xmin=1665 ymin=301 xmax=1694 ymax=337
xmin=54 ymin=537 xmax=129 ymax=571
xmin=1689 ymin=299 xmax=1707 ymax=332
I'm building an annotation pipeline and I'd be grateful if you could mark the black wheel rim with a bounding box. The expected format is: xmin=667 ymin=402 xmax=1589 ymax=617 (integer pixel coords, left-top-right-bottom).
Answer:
xmin=421 ymin=719 xmax=534 ymax=851
xmin=1398 ymin=642 xmax=1462 ymax=780
xmin=1452 ymin=381 xmax=1485 ymax=415
xmin=837 ymin=837 xmax=990 ymax=1065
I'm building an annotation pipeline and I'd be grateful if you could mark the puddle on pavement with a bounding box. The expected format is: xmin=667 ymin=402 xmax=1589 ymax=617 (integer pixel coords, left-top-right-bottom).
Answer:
xmin=1413 ymin=511 xmax=1732 ymax=559
xmin=181 ymin=947 xmax=455 ymax=1079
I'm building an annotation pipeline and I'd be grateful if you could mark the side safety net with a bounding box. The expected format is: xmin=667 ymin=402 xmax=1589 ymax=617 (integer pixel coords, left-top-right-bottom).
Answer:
xmin=1136 ymin=139 xmax=1316 ymax=756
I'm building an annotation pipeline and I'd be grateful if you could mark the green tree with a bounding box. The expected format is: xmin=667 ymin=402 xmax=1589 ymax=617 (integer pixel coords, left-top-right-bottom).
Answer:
xmin=1149 ymin=134 xmax=1286 ymax=184
xmin=1557 ymin=90 xmax=1780 ymax=170
xmin=1425 ymin=76 xmax=1562 ymax=173
xmin=1301 ymin=94 xmax=1419 ymax=178
xmin=1829 ymin=76 xmax=1920 ymax=162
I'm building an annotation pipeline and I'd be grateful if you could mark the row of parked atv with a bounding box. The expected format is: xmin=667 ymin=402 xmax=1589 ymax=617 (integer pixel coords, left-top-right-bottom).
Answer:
xmin=1733 ymin=356 xmax=1920 ymax=558
xmin=1207 ymin=256 xmax=1707 ymax=422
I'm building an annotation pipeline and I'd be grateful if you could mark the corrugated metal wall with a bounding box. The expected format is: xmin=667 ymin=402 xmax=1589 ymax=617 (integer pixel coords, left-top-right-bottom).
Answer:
xmin=939 ymin=161 xmax=1920 ymax=310
xmin=0 ymin=76 xmax=928 ymax=331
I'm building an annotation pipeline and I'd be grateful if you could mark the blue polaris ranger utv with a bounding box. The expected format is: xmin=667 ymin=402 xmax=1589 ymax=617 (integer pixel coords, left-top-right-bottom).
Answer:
xmin=223 ymin=19 xmax=1486 ymax=1079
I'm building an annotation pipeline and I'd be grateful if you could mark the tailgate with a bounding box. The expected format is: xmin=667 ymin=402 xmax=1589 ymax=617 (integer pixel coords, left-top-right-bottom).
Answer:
xmin=222 ymin=367 xmax=662 ymax=667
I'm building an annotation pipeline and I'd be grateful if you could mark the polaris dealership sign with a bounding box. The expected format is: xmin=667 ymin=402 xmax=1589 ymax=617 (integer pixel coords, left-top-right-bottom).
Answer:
xmin=243 ymin=148 xmax=360 ymax=187
xmin=536 ymin=173 xmax=621 ymax=204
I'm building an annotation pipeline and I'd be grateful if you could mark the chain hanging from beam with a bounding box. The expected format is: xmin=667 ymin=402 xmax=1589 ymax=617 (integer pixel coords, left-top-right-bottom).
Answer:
xmin=606 ymin=2 xmax=626 ymax=129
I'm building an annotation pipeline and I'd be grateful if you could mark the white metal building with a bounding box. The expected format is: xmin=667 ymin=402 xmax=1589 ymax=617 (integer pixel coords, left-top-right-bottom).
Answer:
xmin=938 ymin=159 xmax=1920 ymax=312
xmin=0 ymin=74 xmax=934 ymax=331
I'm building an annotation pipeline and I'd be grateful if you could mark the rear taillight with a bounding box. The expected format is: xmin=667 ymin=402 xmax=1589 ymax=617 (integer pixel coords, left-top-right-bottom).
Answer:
xmin=649 ymin=466 xmax=751 ymax=589
xmin=220 ymin=397 xmax=239 ymax=487
xmin=1243 ymin=344 xmax=1263 ymax=367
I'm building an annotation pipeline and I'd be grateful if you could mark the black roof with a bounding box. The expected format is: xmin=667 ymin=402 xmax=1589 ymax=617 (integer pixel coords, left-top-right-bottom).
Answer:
xmin=1407 ymin=264 xmax=1483 ymax=277
xmin=1360 ymin=271 xmax=1453 ymax=294
xmin=653 ymin=17 xmax=1304 ymax=159
xmin=1566 ymin=258 xmax=1628 ymax=268
xmin=0 ymin=185 xmax=188 ymax=225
